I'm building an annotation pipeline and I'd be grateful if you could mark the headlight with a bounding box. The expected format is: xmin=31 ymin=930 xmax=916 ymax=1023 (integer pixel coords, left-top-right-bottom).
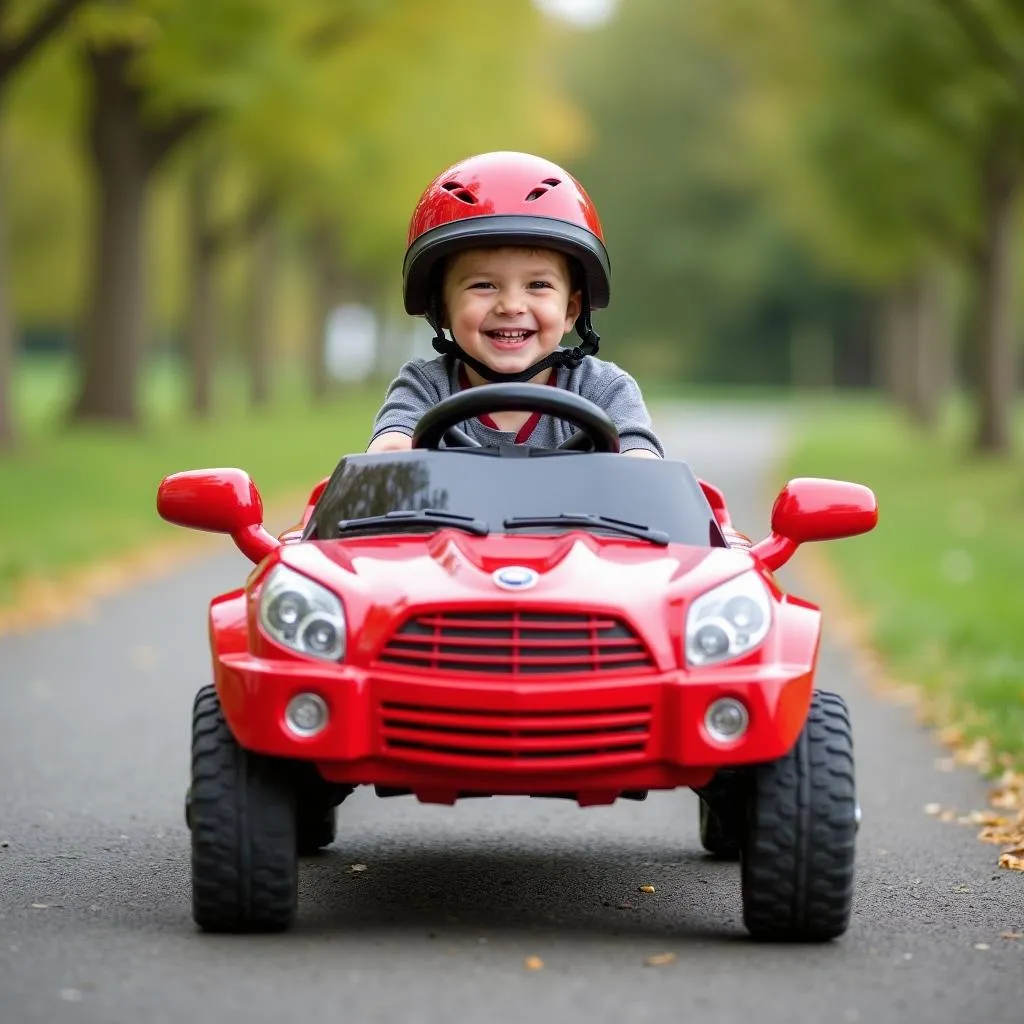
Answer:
xmin=258 ymin=565 xmax=345 ymax=661
xmin=686 ymin=572 xmax=771 ymax=666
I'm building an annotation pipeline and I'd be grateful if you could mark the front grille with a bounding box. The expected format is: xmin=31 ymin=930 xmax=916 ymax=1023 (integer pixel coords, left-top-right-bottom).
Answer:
xmin=374 ymin=610 xmax=655 ymax=676
xmin=379 ymin=700 xmax=652 ymax=766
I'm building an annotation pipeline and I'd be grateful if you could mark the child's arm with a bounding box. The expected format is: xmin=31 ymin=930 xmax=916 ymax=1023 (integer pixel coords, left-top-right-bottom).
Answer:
xmin=591 ymin=370 xmax=664 ymax=457
xmin=367 ymin=432 xmax=413 ymax=454
xmin=367 ymin=360 xmax=443 ymax=452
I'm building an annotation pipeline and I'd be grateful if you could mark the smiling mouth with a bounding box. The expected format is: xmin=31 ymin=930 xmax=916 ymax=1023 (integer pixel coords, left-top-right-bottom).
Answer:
xmin=486 ymin=329 xmax=535 ymax=346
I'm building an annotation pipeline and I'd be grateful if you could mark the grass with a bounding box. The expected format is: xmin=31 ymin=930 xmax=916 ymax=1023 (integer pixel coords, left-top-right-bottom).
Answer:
xmin=785 ymin=394 xmax=1024 ymax=765
xmin=0 ymin=355 xmax=385 ymax=605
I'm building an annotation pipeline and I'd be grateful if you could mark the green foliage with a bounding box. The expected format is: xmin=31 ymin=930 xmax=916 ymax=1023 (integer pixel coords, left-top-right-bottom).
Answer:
xmin=561 ymin=0 xmax=865 ymax=384
xmin=787 ymin=396 xmax=1024 ymax=762
xmin=706 ymin=0 xmax=1024 ymax=278
xmin=2 ymin=0 xmax=586 ymax=342
xmin=0 ymin=355 xmax=384 ymax=603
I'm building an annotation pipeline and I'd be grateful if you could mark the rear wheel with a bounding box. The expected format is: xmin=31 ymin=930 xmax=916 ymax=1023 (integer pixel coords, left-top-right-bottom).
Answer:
xmin=698 ymin=799 xmax=741 ymax=860
xmin=741 ymin=690 xmax=857 ymax=942
xmin=297 ymin=803 xmax=337 ymax=855
xmin=695 ymin=769 xmax=747 ymax=861
xmin=190 ymin=685 xmax=298 ymax=933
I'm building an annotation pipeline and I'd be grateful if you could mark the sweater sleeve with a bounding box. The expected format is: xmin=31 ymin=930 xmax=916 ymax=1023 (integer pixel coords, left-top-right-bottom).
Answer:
xmin=593 ymin=371 xmax=665 ymax=457
xmin=368 ymin=359 xmax=447 ymax=447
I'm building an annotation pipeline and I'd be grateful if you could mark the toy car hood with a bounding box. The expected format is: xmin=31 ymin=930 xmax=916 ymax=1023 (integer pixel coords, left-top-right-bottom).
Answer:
xmin=274 ymin=531 xmax=755 ymax=612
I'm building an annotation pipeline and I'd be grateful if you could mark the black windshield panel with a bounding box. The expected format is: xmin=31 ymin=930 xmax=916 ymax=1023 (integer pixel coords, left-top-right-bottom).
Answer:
xmin=307 ymin=451 xmax=727 ymax=547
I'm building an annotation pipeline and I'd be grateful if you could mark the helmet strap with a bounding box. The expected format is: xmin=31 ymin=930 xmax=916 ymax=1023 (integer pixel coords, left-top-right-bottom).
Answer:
xmin=425 ymin=292 xmax=601 ymax=385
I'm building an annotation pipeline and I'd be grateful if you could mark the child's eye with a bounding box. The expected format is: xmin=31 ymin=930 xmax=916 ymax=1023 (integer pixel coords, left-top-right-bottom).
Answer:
xmin=468 ymin=281 xmax=495 ymax=290
xmin=528 ymin=280 xmax=553 ymax=290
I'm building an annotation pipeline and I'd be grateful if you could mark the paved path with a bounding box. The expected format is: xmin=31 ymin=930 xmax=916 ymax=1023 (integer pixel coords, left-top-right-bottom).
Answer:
xmin=0 ymin=403 xmax=1020 ymax=1024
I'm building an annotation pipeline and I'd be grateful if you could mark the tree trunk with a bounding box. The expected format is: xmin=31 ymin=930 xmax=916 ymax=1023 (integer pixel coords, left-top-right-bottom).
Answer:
xmin=878 ymin=284 xmax=913 ymax=407
xmin=970 ymin=147 xmax=1019 ymax=455
xmin=904 ymin=268 xmax=948 ymax=431
xmin=71 ymin=48 xmax=150 ymax=425
xmin=71 ymin=47 xmax=203 ymax=425
xmin=184 ymin=151 xmax=217 ymax=418
xmin=308 ymin=226 xmax=337 ymax=402
xmin=0 ymin=119 xmax=17 ymax=450
xmin=244 ymin=217 xmax=279 ymax=410
xmin=878 ymin=271 xmax=953 ymax=431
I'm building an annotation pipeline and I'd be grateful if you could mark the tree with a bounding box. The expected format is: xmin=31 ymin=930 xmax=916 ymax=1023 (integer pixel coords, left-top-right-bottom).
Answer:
xmin=557 ymin=0 xmax=865 ymax=386
xmin=707 ymin=0 xmax=1024 ymax=450
xmin=69 ymin=0 xmax=288 ymax=424
xmin=0 ymin=0 xmax=85 ymax=449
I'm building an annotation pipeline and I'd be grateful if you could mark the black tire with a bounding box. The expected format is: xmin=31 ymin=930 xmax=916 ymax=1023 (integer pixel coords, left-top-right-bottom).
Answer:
xmin=190 ymin=685 xmax=298 ymax=933
xmin=699 ymin=798 xmax=741 ymax=860
xmin=296 ymin=804 xmax=337 ymax=855
xmin=741 ymin=689 xmax=857 ymax=942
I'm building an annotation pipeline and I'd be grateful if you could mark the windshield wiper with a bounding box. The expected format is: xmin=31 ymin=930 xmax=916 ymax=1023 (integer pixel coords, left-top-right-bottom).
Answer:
xmin=502 ymin=513 xmax=669 ymax=546
xmin=335 ymin=509 xmax=489 ymax=537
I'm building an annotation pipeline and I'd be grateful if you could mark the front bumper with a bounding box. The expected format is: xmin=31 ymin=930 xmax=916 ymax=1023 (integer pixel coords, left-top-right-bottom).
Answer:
xmin=215 ymin=653 xmax=814 ymax=802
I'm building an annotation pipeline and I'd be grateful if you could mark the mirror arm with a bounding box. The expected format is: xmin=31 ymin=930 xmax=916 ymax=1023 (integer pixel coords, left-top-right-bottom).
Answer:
xmin=750 ymin=532 xmax=799 ymax=572
xmin=232 ymin=524 xmax=281 ymax=563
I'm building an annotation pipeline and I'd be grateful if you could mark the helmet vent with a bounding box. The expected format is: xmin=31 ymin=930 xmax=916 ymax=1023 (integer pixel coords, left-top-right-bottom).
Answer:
xmin=525 ymin=178 xmax=562 ymax=201
xmin=441 ymin=180 xmax=477 ymax=204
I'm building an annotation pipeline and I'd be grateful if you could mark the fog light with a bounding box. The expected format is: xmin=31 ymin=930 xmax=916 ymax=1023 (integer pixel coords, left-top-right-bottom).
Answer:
xmin=705 ymin=697 xmax=749 ymax=742
xmin=285 ymin=693 xmax=329 ymax=737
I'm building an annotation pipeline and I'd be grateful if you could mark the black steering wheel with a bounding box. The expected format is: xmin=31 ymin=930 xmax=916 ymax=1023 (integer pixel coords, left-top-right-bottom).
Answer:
xmin=411 ymin=383 xmax=621 ymax=454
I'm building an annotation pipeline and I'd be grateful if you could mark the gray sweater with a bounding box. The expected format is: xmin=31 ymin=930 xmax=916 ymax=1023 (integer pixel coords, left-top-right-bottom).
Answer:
xmin=369 ymin=355 xmax=663 ymax=456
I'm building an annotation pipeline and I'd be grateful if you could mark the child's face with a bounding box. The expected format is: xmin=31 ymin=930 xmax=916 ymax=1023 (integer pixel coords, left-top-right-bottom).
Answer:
xmin=442 ymin=247 xmax=582 ymax=379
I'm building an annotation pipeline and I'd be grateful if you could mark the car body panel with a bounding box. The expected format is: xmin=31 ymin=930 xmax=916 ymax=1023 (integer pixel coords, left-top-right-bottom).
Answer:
xmin=207 ymin=529 xmax=822 ymax=804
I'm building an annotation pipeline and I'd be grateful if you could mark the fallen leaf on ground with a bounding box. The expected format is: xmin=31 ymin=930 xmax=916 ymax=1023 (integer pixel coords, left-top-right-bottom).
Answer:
xmin=924 ymin=803 xmax=942 ymax=816
xmin=30 ymin=903 xmax=50 ymax=909
xmin=638 ymin=884 xmax=656 ymax=894
xmin=973 ymin=943 xmax=990 ymax=951
xmin=999 ymin=932 xmax=1022 ymax=940
xmin=524 ymin=956 xmax=544 ymax=970
xmin=645 ymin=952 xmax=676 ymax=967
xmin=998 ymin=850 xmax=1024 ymax=871
xmin=348 ymin=864 xmax=368 ymax=872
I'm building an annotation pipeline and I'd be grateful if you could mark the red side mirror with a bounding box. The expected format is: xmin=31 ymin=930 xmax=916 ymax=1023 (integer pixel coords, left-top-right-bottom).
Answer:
xmin=751 ymin=477 xmax=877 ymax=571
xmin=157 ymin=468 xmax=280 ymax=564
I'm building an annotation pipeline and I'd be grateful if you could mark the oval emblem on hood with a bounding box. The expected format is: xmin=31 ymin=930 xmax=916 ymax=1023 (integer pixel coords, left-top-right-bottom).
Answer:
xmin=492 ymin=566 xmax=539 ymax=591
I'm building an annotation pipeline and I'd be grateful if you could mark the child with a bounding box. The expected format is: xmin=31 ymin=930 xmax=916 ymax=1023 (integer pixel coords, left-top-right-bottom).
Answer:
xmin=368 ymin=151 xmax=663 ymax=458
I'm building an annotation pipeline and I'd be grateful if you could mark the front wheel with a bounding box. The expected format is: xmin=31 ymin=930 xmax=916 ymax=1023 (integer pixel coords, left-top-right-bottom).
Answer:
xmin=741 ymin=690 xmax=857 ymax=942
xmin=190 ymin=685 xmax=299 ymax=932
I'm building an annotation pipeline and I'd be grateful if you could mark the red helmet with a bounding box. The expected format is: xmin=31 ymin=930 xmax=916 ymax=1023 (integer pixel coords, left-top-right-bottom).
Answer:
xmin=403 ymin=151 xmax=610 ymax=316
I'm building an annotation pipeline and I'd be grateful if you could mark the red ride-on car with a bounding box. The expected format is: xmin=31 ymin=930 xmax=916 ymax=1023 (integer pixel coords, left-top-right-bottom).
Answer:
xmin=157 ymin=384 xmax=877 ymax=940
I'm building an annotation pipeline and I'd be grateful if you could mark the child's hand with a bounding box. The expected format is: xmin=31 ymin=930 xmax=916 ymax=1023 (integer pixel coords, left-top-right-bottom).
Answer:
xmin=722 ymin=527 xmax=752 ymax=550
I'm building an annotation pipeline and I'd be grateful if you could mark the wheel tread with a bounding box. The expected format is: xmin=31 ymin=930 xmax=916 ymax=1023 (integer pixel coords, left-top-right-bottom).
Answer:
xmin=190 ymin=685 xmax=298 ymax=932
xmin=741 ymin=689 xmax=856 ymax=941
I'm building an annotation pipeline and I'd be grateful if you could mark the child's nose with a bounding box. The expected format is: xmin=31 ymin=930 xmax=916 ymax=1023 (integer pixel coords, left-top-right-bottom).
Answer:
xmin=495 ymin=288 xmax=527 ymax=314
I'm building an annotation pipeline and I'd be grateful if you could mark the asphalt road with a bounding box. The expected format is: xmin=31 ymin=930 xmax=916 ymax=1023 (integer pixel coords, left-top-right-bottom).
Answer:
xmin=1 ymin=404 xmax=1021 ymax=1024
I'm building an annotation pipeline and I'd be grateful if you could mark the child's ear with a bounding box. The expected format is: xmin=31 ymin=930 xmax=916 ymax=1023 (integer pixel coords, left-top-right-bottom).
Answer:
xmin=564 ymin=289 xmax=583 ymax=330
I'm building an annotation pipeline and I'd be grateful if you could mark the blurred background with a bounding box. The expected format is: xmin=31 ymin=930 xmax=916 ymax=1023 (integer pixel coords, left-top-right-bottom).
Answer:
xmin=0 ymin=0 xmax=1021 ymax=811
xmin=1 ymin=0 xmax=1020 ymax=443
